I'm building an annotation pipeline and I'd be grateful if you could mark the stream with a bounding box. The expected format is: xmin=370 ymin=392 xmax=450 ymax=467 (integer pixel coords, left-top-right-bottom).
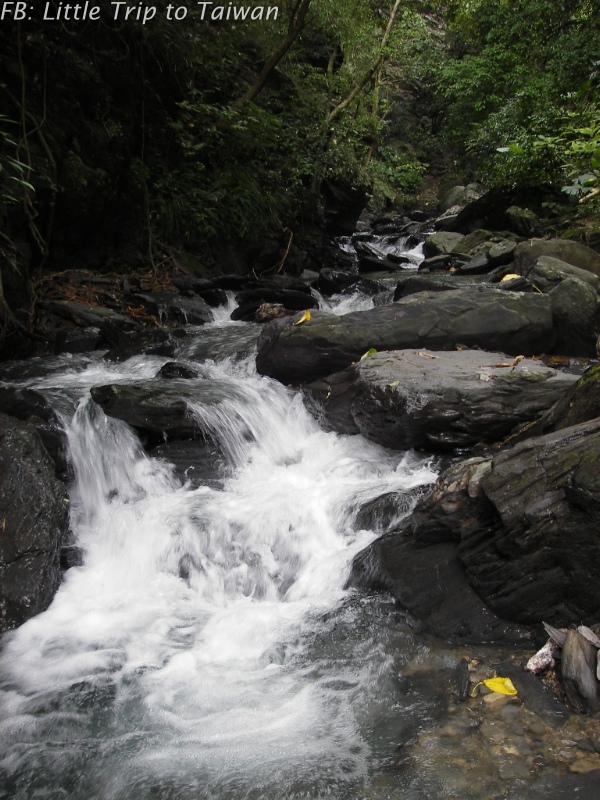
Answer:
xmin=0 ymin=238 xmax=593 ymax=799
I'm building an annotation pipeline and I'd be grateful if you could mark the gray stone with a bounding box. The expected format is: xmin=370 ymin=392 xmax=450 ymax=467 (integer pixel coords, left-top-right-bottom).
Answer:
xmin=306 ymin=349 xmax=578 ymax=452
xmin=514 ymin=238 xmax=600 ymax=278
xmin=256 ymin=287 xmax=556 ymax=385
xmin=423 ymin=231 xmax=465 ymax=258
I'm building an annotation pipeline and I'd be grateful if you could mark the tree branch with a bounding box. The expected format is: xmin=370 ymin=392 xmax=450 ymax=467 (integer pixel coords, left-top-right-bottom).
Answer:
xmin=326 ymin=0 xmax=402 ymax=124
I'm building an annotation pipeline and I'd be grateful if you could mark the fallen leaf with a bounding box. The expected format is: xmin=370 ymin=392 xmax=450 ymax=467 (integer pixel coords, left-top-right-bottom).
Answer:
xmin=483 ymin=677 xmax=518 ymax=696
xmin=293 ymin=310 xmax=311 ymax=326
xmin=418 ymin=352 xmax=437 ymax=359
xmin=388 ymin=380 xmax=400 ymax=387
xmin=501 ymin=273 xmax=521 ymax=282
xmin=360 ymin=348 xmax=378 ymax=361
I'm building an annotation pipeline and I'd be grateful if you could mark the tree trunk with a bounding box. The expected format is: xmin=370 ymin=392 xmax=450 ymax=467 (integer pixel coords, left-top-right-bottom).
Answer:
xmin=232 ymin=0 xmax=312 ymax=112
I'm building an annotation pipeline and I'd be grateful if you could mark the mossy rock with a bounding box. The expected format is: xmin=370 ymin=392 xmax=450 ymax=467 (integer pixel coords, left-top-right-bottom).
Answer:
xmin=541 ymin=363 xmax=600 ymax=431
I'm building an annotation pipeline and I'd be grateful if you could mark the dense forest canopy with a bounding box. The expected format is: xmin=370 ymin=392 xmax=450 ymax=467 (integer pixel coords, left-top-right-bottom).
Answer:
xmin=0 ymin=0 xmax=599 ymax=352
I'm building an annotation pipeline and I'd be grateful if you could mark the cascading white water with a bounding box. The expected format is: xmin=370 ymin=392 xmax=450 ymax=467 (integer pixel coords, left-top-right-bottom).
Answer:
xmin=0 ymin=324 xmax=437 ymax=800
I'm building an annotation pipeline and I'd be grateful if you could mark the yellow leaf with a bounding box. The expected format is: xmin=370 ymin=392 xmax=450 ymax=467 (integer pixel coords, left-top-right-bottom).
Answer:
xmin=360 ymin=348 xmax=378 ymax=361
xmin=293 ymin=310 xmax=311 ymax=326
xmin=483 ymin=677 xmax=518 ymax=696
xmin=501 ymin=273 xmax=521 ymax=282
xmin=388 ymin=380 xmax=400 ymax=387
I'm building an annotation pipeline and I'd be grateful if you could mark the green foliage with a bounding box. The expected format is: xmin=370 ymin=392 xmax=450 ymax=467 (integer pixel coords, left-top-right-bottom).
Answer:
xmin=432 ymin=0 xmax=600 ymax=195
xmin=0 ymin=115 xmax=33 ymax=206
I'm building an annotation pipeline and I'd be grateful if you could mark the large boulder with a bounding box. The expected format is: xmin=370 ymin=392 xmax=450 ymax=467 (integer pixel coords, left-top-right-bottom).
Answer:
xmin=515 ymin=255 xmax=600 ymax=355
xmin=347 ymin=525 xmax=532 ymax=646
xmin=350 ymin=418 xmax=600 ymax=638
xmin=90 ymin=378 xmax=242 ymax=440
xmin=450 ymin=186 xmax=561 ymax=234
xmin=457 ymin=419 xmax=600 ymax=627
xmin=256 ymin=288 xmax=556 ymax=385
xmin=132 ymin=292 xmax=213 ymax=326
xmin=538 ymin=364 xmax=600 ymax=432
xmin=422 ymin=231 xmax=465 ymax=259
xmin=0 ymin=413 xmax=69 ymax=633
xmin=305 ymin=349 xmax=578 ymax=452
xmin=0 ymin=386 xmax=68 ymax=478
xmin=90 ymin=382 xmax=198 ymax=439
xmin=514 ymin=238 xmax=600 ymax=278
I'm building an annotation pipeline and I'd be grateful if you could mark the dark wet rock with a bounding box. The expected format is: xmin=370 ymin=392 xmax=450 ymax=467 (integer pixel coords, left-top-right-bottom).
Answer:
xmin=515 ymin=255 xmax=600 ymax=356
xmin=455 ymin=419 xmax=600 ymax=627
xmin=41 ymin=300 xmax=140 ymax=331
xmin=347 ymin=529 xmax=532 ymax=645
xmin=316 ymin=269 xmax=361 ymax=295
xmin=488 ymin=240 xmax=517 ymax=266
xmin=132 ymin=292 xmax=213 ymax=326
xmin=149 ymin=439 xmax=224 ymax=489
xmin=0 ymin=412 xmax=69 ymax=633
xmin=91 ymin=383 xmax=197 ymax=439
xmin=234 ymin=287 xmax=317 ymax=314
xmin=561 ymin=630 xmax=599 ymax=714
xmin=455 ymin=252 xmax=492 ymax=275
xmin=423 ymin=232 xmax=465 ymax=258
xmin=0 ymin=387 xmax=68 ymax=480
xmin=351 ymin=418 xmax=600 ymax=641
xmin=90 ymin=378 xmax=240 ymax=441
xmin=305 ymin=350 xmax=577 ymax=452
xmin=321 ymin=176 xmax=368 ymax=236
xmin=450 ymin=185 xmax=560 ymax=235
xmin=353 ymin=240 xmax=405 ymax=273
xmin=514 ymin=238 xmax=600 ymax=278
xmin=353 ymin=491 xmax=419 ymax=533
xmin=451 ymin=229 xmax=499 ymax=258
xmin=538 ymin=364 xmax=600 ymax=433
xmin=256 ymin=287 xmax=556 ymax=385
xmin=408 ymin=210 xmax=430 ymax=223
xmin=104 ymin=328 xmax=177 ymax=362
xmin=156 ymin=362 xmax=199 ymax=380
xmin=171 ymin=276 xmax=228 ymax=307
xmin=506 ymin=205 xmax=540 ymax=236
xmin=54 ymin=326 xmax=106 ymax=355
xmin=434 ymin=211 xmax=461 ymax=231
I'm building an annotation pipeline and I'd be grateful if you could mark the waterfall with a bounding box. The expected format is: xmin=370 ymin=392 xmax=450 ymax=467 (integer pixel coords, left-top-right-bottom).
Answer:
xmin=0 ymin=338 xmax=436 ymax=800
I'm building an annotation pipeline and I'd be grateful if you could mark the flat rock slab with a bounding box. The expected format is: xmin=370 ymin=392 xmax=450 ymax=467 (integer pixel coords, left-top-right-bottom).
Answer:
xmin=256 ymin=287 xmax=555 ymax=384
xmin=306 ymin=350 xmax=578 ymax=452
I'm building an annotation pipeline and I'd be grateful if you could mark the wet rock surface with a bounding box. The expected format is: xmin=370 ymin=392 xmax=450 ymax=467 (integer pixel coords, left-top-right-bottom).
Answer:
xmin=347 ymin=529 xmax=533 ymax=645
xmin=257 ymin=287 xmax=555 ymax=384
xmin=351 ymin=418 xmax=600 ymax=644
xmin=306 ymin=349 xmax=577 ymax=452
xmin=0 ymin=412 xmax=69 ymax=633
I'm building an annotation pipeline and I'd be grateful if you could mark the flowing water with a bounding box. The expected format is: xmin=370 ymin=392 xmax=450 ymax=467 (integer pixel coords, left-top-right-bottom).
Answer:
xmin=0 ymin=283 xmax=590 ymax=799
